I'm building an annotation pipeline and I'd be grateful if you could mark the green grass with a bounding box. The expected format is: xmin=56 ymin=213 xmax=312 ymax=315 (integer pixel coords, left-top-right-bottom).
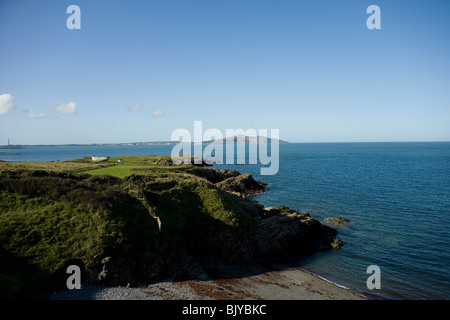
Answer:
xmin=0 ymin=192 xmax=105 ymax=273
xmin=81 ymin=164 xmax=149 ymax=178
xmin=80 ymin=164 xmax=193 ymax=178
xmin=145 ymin=176 xmax=253 ymax=229
xmin=0 ymin=160 xmax=109 ymax=174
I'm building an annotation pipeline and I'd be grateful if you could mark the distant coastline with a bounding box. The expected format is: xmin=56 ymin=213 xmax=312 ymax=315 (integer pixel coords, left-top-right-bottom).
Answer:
xmin=0 ymin=135 xmax=289 ymax=148
xmin=5 ymin=141 xmax=450 ymax=149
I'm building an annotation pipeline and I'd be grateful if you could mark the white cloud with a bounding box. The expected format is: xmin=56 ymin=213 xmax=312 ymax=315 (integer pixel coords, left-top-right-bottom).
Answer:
xmin=152 ymin=110 xmax=164 ymax=117
xmin=128 ymin=103 xmax=141 ymax=112
xmin=54 ymin=102 xmax=76 ymax=114
xmin=26 ymin=110 xmax=46 ymax=119
xmin=0 ymin=93 xmax=15 ymax=115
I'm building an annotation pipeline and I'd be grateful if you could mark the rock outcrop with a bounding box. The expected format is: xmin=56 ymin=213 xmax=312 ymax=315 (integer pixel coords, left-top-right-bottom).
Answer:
xmin=255 ymin=206 xmax=342 ymax=260
xmin=324 ymin=217 xmax=350 ymax=227
xmin=215 ymin=173 xmax=267 ymax=197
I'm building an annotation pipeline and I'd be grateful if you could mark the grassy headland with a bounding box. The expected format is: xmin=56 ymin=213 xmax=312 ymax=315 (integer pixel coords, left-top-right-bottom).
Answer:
xmin=0 ymin=155 xmax=341 ymax=299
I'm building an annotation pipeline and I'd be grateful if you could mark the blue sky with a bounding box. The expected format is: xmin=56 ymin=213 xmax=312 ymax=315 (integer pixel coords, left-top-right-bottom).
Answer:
xmin=1 ymin=0 xmax=449 ymax=144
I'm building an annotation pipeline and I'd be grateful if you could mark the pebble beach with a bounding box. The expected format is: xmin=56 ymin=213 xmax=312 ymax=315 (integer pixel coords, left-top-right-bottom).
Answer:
xmin=49 ymin=264 xmax=366 ymax=300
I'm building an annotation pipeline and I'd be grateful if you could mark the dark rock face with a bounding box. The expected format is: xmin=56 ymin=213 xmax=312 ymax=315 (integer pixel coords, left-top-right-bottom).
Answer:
xmin=196 ymin=205 xmax=343 ymax=269
xmin=189 ymin=168 xmax=241 ymax=184
xmin=215 ymin=173 xmax=267 ymax=197
xmin=254 ymin=207 xmax=342 ymax=262
xmin=186 ymin=168 xmax=266 ymax=197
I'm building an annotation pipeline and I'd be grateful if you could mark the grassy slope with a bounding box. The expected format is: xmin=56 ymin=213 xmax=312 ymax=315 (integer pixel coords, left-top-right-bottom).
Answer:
xmin=0 ymin=156 xmax=255 ymax=299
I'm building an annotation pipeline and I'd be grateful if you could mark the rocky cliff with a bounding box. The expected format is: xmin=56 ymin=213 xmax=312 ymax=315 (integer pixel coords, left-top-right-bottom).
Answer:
xmin=0 ymin=162 xmax=342 ymax=298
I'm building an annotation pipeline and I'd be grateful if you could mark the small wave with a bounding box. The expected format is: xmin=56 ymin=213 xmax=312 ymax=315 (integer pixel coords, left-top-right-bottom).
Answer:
xmin=315 ymin=275 xmax=350 ymax=290
xmin=298 ymin=267 xmax=349 ymax=289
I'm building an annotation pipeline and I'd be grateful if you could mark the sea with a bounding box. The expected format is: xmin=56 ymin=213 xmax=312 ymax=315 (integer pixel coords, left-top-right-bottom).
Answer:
xmin=1 ymin=142 xmax=449 ymax=300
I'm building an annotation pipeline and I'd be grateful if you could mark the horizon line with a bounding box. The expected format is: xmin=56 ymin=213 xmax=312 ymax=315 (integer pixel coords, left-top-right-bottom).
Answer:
xmin=2 ymin=140 xmax=450 ymax=147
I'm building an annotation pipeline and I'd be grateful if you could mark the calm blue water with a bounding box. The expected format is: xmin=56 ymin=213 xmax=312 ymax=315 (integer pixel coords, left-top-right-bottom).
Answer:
xmin=1 ymin=142 xmax=450 ymax=299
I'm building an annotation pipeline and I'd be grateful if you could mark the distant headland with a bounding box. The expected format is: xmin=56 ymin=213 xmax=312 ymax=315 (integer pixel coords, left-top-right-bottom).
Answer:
xmin=0 ymin=135 xmax=289 ymax=147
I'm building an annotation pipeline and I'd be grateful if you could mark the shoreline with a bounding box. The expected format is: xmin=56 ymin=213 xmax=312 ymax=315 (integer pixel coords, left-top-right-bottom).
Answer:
xmin=295 ymin=266 xmax=367 ymax=299
xmin=49 ymin=264 xmax=367 ymax=300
